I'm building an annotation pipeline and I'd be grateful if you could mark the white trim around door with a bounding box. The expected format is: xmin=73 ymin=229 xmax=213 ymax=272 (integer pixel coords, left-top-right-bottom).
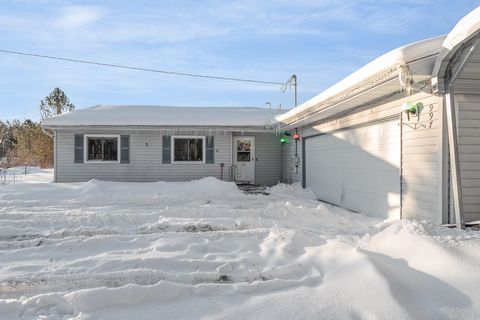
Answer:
xmin=232 ymin=136 xmax=255 ymax=183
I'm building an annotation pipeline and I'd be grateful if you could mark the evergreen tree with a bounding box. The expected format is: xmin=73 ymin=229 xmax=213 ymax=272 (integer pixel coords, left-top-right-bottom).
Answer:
xmin=40 ymin=87 xmax=75 ymax=120
xmin=0 ymin=121 xmax=17 ymax=163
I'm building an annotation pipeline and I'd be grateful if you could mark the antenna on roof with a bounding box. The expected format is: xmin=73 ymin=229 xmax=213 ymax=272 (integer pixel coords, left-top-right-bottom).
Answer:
xmin=281 ymin=74 xmax=298 ymax=108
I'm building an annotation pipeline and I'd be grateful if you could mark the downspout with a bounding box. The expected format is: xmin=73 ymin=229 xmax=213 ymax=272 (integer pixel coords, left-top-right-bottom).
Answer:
xmin=294 ymin=128 xmax=298 ymax=175
xmin=444 ymin=38 xmax=479 ymax=229
xmin=280 ymin=140 xmax=283 ymax=183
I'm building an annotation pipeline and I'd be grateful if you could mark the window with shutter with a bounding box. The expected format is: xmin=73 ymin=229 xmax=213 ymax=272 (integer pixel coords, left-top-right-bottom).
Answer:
xmin=74 ymin=134 xmax=84 ymax=163
xmin=120 ymin=135 xmax=130 ymax=164
xmin=162 ymin=135 xmax=171 ymax=164
xmin=206 ymin=136 xmax=214 ymax=164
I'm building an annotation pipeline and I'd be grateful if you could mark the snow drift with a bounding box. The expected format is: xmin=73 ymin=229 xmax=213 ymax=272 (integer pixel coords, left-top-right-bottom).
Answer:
xmin=1 ymin=175 xmax=479 ymax=319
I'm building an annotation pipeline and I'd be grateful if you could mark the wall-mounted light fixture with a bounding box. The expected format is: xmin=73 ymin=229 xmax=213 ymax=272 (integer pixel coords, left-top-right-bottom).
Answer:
xmin=402 ymin=102 xmax=423 ymax=121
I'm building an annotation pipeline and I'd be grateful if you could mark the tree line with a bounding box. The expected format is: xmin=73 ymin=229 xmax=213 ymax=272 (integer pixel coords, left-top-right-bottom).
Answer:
xmin=0 ymin=88 xmax=75 ymax=168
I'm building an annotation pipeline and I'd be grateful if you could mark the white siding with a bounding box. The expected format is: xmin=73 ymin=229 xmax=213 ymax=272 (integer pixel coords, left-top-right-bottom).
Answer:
xmin=56 ymin=129 xmax=231 ymax=182
xmin=457 ymin=94 xmax=480 ymax=222
xmin=232 ymin=132 xmax=281 ymax=186
xmin=401 ymin=95 xmax=443 ymax=222
xmin=55 ymin=128 xmax=280 ymax=185
xmin=299 ymin=92 xmax=443 ymax=222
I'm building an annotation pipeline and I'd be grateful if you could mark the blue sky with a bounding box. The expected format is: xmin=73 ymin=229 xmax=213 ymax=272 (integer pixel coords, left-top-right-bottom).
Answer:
xmin=1 ymin=0 xmax=479 ymax=121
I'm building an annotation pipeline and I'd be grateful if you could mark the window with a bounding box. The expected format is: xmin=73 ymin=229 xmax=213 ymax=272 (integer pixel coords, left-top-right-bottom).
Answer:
xmin=172 ymin=136 xmax=205 ymax=163
xmin=236 ymin=139 xmax=251 ymax=162
xmin=85 ymin=135 xmax=119 ymax=162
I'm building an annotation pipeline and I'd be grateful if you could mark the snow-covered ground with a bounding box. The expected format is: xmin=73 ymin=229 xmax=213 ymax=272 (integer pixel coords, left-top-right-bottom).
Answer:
xmin=1 ymin=172 xmax=480 ymax=319
xmin=1 ymin=166 xmax=53 ymax=184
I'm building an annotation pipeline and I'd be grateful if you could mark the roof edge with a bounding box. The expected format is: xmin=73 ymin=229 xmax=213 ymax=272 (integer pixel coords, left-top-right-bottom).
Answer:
xmin=276 ymin=35 xmax=444 ymax=127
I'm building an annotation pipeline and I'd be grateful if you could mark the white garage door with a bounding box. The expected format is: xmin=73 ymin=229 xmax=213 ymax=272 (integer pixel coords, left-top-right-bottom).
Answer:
xmin=305 ymin=118 xmax=400 ymax=219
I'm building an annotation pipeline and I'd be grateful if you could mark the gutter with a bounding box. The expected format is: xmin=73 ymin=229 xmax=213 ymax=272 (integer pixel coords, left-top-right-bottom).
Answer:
xmin=41 ymin=125 xmax=277 ymax=132
xmin=277 ymin=53 xmax=440 ymax=130
xmin=277 ymin=68 xmax=400 ymax=130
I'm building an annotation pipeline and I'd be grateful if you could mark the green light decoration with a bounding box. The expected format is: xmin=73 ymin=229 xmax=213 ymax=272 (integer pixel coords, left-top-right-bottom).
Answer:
xmin=402 ymin=102 xmax=423 ymax=114
xmin=280 ymin=137 xmax=289 ymax=144
xmin=402 ymin=102 xmax=424 ymax=121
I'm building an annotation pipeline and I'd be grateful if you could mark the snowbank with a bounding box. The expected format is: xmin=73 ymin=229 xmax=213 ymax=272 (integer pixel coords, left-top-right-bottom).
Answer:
xmin=1 ymin=178 xmax=479 ymax=319
xmin=1 ymin=177 xmax=241 ymax=203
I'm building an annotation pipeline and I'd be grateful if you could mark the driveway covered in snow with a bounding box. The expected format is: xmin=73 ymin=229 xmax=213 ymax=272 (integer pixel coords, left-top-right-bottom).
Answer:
xmin=1 ymin=176 xmax=480 ymax=319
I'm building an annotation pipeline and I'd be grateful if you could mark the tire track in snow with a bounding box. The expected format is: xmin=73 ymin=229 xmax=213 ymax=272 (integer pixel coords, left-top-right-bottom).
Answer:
xmin=0 ymin=263 xmax=323 ymax=298
xmin=0 ymin=222 xmax=262 ymax=249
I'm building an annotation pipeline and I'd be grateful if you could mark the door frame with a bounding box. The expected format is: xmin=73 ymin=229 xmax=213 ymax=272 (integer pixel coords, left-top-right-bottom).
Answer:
xmin=232 ymin=136 xmax=256 ymax=184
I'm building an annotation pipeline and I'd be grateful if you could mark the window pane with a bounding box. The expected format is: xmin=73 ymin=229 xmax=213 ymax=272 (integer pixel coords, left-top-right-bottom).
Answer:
xmin=174 ymin=138 xmax=203 ymax=162
xmin=174 ymin=138 xmax=189 ymax=161
xmin=237 ymin=140 xmax=251 ymax=152
xmin=237 ymin=151 xmax=250 ymax=162
xmin=87 ymin=138 xmax=103 ymax=160
xmin=87 ymin=137 xmax=118 ymax=161
xmin=189 ymin=139 xmax=203 ymax=161
xmin=103 ymin=138 xmax=118 ymax=161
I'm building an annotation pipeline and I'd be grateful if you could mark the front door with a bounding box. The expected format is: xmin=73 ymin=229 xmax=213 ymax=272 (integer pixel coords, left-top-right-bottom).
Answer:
xmin=233 ymin=136 xmax=255 ymax=183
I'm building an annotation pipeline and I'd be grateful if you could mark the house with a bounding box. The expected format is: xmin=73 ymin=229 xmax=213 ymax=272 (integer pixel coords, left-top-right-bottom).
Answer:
xmin=42 ymin=7 xmax=480 ymax=227
xmin=277 ymin=7 xmax=480 ymax=227
xmin=41 ymin=105 xmax=284 ymax=186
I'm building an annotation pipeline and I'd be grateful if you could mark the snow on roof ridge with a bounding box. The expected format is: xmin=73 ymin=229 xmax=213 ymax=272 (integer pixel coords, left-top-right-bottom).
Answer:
xmin=276 ymin=35 xmax=445 ymax=124
xmin=41 ymin=105 xmax=283 ymax=127
xmin=443 ymin=6 xmax=480 ymax=50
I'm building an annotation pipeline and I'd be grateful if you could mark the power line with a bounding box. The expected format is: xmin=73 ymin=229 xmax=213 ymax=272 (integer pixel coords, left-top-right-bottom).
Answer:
xmin=0 ymin=49 xmax=285 ymax=86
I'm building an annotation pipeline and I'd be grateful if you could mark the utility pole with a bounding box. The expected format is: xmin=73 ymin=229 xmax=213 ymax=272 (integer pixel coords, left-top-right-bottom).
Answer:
xmin=292 ymin=74 xmax=297 ymax=107
xmin=281 ymin=74 xmax=298 ymax=108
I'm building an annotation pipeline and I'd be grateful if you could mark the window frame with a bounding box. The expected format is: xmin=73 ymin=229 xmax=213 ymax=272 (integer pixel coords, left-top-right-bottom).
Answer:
xmin=84 ymin=134 xmax=121 ymax=164
xmin=171 ymin=135 xmax=206 ymax=164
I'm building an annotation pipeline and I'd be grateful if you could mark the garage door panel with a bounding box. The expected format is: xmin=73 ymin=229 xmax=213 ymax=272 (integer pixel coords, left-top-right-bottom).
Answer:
xmin=312 ymin=168 xmax=398 ymax=190
xmin=308 ymin=183 xmax=343 ymax=204
xmin=305 ymin=119 xmax=400 ymax=219
xmin=315 ymin=152 xmax=399 ymax=171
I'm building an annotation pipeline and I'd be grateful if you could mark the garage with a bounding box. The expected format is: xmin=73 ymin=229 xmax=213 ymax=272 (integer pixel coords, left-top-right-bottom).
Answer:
xmin=304 ymin=117 xmax=401 ymax=219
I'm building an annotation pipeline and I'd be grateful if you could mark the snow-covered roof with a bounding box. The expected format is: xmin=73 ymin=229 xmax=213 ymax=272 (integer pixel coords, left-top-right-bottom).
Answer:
xmin=277 ymin=7 xmax=480 ymax=128
xmin=433 ymin=6 xmax=480 ymax=93
xmin=276 ymin=36 xmax=445 ymax=126
xmin=443 ymin=6 xmax=480 ymax=50
xmin=41 ymin=105 xmax=283 ymax=128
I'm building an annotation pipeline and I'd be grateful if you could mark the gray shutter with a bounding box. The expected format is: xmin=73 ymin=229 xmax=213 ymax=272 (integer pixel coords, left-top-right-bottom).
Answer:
xmin=120 ymin=135 xmax=130 ymax=164
xmin=162 ymin=135 xmax=171 ymax=164
xmin=206 ymin=136 xmax=214 ymax=164
xmin=74 ymin=134 xmax=84 ymax=163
